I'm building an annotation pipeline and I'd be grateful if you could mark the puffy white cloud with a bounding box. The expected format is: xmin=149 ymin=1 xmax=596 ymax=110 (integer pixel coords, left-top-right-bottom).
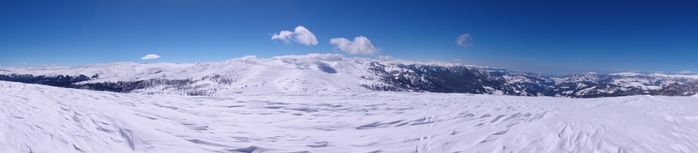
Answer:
xmin=271 ymin=26 xmax=318 ymax=46
xmin=292 ymin=26 xmax=318 ymax=46
xmin=456 ymin=33 xmax=473 ymax=48
xmin=141 ymin=54 xmax=161 ymax=60
xmin=271 ymin=31 xmax=293 ymax=43
xmin=329 ymin=36 xmax=378 ymax=55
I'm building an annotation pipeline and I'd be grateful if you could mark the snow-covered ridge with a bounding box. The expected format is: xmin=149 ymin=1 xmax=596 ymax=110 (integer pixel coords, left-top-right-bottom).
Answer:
xmin=1 ymin=54 xmax=384 ymax=95
xmin=1 ymin=53 xmax=697 ymax=97
xmin=0 ymin=54 xmax=489 ymax=95
xmin=0 ymin=54 xmax=485 ymax=79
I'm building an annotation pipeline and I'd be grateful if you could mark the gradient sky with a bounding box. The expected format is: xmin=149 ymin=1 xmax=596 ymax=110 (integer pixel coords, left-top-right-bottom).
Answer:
xmin=1 ymin=0 xmax=697 ymax=73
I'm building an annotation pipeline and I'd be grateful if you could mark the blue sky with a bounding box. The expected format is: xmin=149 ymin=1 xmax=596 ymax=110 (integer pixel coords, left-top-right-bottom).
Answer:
xmin=1 ymin=0 xmax=697 ymax=73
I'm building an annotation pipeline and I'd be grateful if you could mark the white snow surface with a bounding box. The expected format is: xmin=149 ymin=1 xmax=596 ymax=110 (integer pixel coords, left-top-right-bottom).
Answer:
xmin=2 ymin=81 xmax=698 ymax=153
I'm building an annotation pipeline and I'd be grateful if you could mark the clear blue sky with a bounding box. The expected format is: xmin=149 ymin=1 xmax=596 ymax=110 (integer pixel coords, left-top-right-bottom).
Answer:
xmin=1 ymin=0 xmax=697 ymax=73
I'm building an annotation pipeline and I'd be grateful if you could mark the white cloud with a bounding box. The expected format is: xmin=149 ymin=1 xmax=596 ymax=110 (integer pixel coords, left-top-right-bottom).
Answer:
xmin=271 ymin=26 xmax=318 ymax=46
xmin=678 ymin=70 xmax=696 ymax=74
xmin=329 ymin=36 xmax=378 ymax=55
xmin=292 ymin=26 xmax=318 ymax=46
xmin=141 ymin=54 xmax=161 ymax=60
xmin=271 ymin=31 xmax=293 ymax=43
xmin=456 ymin=33 xmax=473 ymax=48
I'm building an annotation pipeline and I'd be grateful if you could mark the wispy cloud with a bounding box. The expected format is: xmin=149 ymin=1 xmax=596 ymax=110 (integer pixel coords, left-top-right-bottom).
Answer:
xmin=678 ymin=70 xmax=696 ymax=74
xmin=141 ymin=54 xmax=161 ymax=60
xmin=271 ymin=26 xmax=318 ymax=46
xmin=330 ymin=36 xmax=378 ymax=55
xmin=456 ymin=33 xmax=473 ymax=48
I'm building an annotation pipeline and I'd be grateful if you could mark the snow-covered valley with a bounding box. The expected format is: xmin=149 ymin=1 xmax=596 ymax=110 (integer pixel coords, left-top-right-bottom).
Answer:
xmin=2 ymin=81 xmax=697 ymax=153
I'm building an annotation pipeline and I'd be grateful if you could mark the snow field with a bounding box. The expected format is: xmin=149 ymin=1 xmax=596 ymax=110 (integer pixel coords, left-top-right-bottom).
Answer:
xmin=1 ymin=81 xmax=697 ymax=153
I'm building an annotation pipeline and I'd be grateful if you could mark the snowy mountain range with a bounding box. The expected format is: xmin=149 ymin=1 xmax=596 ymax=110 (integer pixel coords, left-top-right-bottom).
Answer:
xmin=1 ymin=54 xmax=696 ymax=98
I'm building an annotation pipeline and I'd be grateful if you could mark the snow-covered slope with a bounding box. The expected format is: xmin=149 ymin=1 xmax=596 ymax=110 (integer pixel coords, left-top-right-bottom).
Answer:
xmin=1 ymin=54 xmax=697 ymax=97
xmin=0 ymin=54 xmax=376 ymax=95
xmin=2 ymin=81 xmax=698 ymax=153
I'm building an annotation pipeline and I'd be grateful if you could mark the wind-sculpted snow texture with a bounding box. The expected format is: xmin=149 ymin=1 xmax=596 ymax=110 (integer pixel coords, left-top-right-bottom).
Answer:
xmin=1 ymin=54 xmax=696 ymax=97
xmin=2 ymin=81 xmax=698 ymax=153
